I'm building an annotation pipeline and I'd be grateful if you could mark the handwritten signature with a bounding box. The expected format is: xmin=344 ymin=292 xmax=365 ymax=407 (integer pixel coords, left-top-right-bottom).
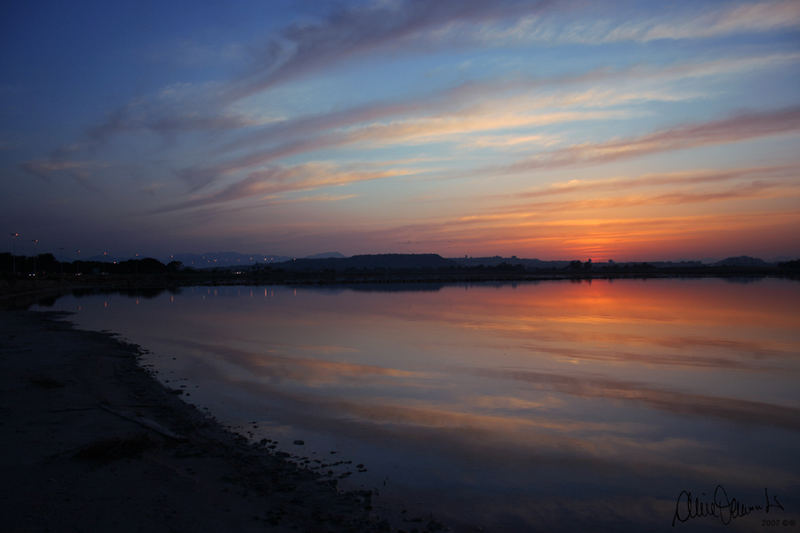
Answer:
xmin=672 ymin=486 xmax=784 ymax=527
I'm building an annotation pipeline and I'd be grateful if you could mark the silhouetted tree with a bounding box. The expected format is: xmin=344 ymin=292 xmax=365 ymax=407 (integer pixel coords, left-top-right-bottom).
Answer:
xmin=778 ymin=259 xmax=800 ymax=270
xmin=166 ymin=260 xmax=183 ymax=272
xmin=138 ymin=258 xmax=167 ymax=274
xmin=37 ymin=253 xmax=58 ymax=272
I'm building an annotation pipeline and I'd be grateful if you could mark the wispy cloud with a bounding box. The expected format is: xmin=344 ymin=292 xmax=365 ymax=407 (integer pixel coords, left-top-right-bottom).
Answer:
xmin=224 ymin=0 xmax=551 ymax=100
xmin=516 ymin=166 xmax=795 ymax=198
xmin=260 ymin=193 xmax=359 ymax=206
xmin=463 ymin=133 xmax=561 ymax=149
xmin=637 ymin=0 xmax=800 ymax=42
xmin=477 ymin=0 xmax=800 ymax=45
xmin=78 ymin=49 xmax=800 ymax=197
xmin=87 ymin=81 xmax=253 ymax=141
xmin=180 ymin=107 xmax=631 ymax=191
xmin=176 ymin=54 xmax=800 ymax=191
xmin=219 ymin=51 xmax=799 ymax=155
xmin=494 ymin=106 xmax=800 ymax=175
xmin=155 ymin=162 xmax=413 ymax=213
xmin=461 ymin=180 xmax=798 ymax=224
xmin=20 ymin=159 xmax=107 ymax=189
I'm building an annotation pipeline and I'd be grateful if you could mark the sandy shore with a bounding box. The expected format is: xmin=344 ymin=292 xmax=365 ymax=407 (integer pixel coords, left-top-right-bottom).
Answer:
xmin=0 ymin=306 xmax=426 ymax=532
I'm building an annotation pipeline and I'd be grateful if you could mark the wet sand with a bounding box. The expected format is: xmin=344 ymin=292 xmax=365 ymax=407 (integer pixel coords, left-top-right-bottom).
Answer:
xmin=0 ymin=307 xmax=413 ymax=532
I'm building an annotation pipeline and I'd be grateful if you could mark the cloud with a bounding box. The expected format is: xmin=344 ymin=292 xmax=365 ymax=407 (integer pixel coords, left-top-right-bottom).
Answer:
xmin=260 ymin=193 xmax=359 ymax=206
xmin=155 ymin=162 xmax=412 ymax=213
xmin=640 ymin=0 xmax=800 ymax=42
xmin=457 ymin=180 xmax=797 ymax=225
xmin=20 ymin=159 xmax=106 ymax=189
xmin=87 ymin=81 xmax=252 ymax=142
xmin=224 ymin=0 xmax=550 ymax=99
xmin=220 ymin=51 xmax=800 ymax=156
xmin=477 ymin=0 xmax=800 ymax=45
xmin=496 ymin=106 xmax=800 ymax=175
xmin=180 ymin=106 xmax=633 ymax=191
xmin=77 ymin=49 xmax=800 ymax=196
xmin=176 ymin=53 xmax=799 ymax=192
xmin=347 ymin=109 xmax=631 ymax=147
xmin=463 ymin=133 xmax=562 ymax=149
xmin=176 ymin=133 xmax=352 ymax=191
xmin=516 ymin=166 xmax=794 ymax=199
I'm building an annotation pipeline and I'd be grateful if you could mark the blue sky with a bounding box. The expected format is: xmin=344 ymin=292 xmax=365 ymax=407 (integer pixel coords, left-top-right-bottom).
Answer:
xmin=2 ymin=0 xmax=799 ymax=260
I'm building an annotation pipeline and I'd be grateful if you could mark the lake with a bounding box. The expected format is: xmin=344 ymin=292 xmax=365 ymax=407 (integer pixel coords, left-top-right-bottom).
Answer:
xmin=37 ymin=278 xmax=800 ymax=532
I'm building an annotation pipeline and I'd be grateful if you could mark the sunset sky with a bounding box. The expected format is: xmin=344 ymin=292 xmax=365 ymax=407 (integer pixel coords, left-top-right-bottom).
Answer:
xmin=2 ymin=0 xmax=799 ymax=261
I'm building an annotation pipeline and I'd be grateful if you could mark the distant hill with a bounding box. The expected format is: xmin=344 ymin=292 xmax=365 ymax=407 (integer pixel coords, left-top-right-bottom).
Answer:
xmin=450 ymin=256 xmax=570 ymax=269
xmin=713 ymin=256 xmax=770 ymax=267
xmin=304 ymin=252 xmax=346 ymax=259
xmin=171 ymin=251 xmax=344 ymax=267
xmin=65 ymin=251 xmax=786 ymax=271
xmin=83 ymin=254 xmax=120 ymax=263
xmin=173 ymin=252 xmax=291 ymax=268
xmin=649 ymin=261 xmax=704 ymax=268
xmin=276 ymin=253 xmax=454 ymax=271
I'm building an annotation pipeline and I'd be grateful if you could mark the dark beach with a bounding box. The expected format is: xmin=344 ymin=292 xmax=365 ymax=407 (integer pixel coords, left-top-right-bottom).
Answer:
xmin=0 ymin=300 xmax=442 ymax=532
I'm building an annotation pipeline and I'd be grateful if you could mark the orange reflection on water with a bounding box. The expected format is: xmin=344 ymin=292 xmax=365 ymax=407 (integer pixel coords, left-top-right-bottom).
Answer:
xmin=48 ymin=279 xmax=800 ymax=532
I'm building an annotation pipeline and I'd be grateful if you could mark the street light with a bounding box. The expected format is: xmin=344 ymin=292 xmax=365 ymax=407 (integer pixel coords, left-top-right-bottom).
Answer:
xmin=10 ymin=232 xmax=20 ymax=275
xmin=31 ymin=239 xmax=39 ymax=276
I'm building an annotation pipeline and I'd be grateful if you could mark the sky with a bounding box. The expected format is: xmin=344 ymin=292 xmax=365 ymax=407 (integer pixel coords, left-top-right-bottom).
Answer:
xmin=1 ymin=0 xmax=799 ymax=261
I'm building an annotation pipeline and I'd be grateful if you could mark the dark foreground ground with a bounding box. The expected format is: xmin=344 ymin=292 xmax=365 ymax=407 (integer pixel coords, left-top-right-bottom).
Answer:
xmin=0 ymin=306 xmax=445 ymax=532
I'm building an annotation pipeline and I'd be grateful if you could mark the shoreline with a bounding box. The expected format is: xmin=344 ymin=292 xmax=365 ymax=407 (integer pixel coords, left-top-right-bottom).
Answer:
xmin=2 ymin=260 xmax=798 ymax=303
xmin=1 ymin=267 xmax=797 ymax=310
xmin=0 ymin=307 xmax=438 ymax=531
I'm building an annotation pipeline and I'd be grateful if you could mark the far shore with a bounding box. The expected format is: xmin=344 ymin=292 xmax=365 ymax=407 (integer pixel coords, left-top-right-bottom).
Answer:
xmin=0 ymin=295 xmax=446 ymax=531
xmin=2 ymin=252 xmax=798 ymax=301
xmin=2 ymin=260 xmax=798 ymax=306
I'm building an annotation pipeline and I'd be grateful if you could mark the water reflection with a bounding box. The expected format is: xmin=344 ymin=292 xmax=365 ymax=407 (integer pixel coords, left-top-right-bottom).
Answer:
xmin=38 ymin=279 xmax=800 ymax=532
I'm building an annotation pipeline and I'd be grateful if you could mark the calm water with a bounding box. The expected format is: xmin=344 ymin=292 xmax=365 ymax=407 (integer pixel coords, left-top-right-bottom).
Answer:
xmin=38 ymin=279 xmax=800 ymax=532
